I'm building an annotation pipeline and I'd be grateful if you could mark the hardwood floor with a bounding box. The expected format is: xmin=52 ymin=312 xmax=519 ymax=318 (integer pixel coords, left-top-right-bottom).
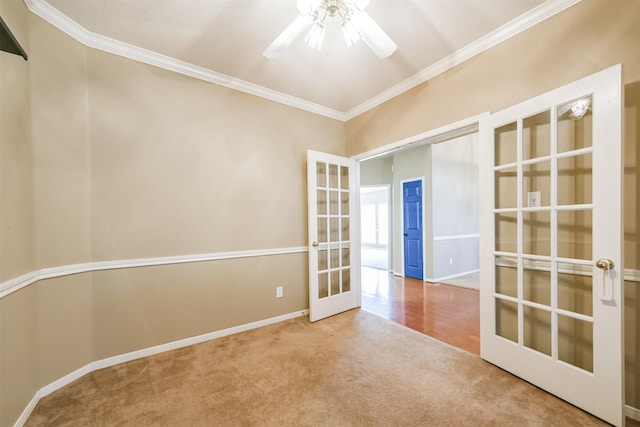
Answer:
xmin=361 ymin=267 xmax=480 ymax=355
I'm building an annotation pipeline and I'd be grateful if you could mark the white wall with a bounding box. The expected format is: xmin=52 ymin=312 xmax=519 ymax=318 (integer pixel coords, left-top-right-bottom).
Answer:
xmin=431 ymin=133 xmax=480 ymax=280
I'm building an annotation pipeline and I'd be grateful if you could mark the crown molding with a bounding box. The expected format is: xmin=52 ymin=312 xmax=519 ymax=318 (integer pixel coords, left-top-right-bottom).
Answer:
xmin=344 ymin=0 xmax=583 ymax=120
xmin=23 ymin=0 xmax=347 ymax=121
xmin=24 ymin=0 xmax=580 ymax=123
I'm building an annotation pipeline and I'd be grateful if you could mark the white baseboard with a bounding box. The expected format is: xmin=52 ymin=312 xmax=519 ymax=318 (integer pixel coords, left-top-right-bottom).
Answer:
xmin=14 ymin=309 xmax=309 ymax=427
xmin=431 ymin=269 xmax=480 ymax=283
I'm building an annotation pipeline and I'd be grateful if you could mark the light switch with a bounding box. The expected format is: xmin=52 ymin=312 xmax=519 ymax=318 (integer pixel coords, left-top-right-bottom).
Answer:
xmin=527 ymin=191 xmax=541 ymax=208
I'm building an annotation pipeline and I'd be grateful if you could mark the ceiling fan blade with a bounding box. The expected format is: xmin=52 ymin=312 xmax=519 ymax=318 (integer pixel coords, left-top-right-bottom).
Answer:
xmin=352 ymin=11 xmax=397 ymax=59
xmin=263 ymin=14 xmax=314 ymax=59
xmin=296 ymin=0 xmax=322 ymax=15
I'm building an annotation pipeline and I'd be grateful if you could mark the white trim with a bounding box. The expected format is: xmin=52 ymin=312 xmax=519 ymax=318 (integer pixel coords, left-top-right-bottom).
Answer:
xmin=13 ymin=309 xmax=309 ymax=427
xmin=0 ymin=246 xmax=308 ymax=300
xmin=433 ymin=234 xmax=480 ymax=241
xmin=626 ymin=405 xmax=640 ymax=422
xmin=22 ymin=0 xmax=346 ymax=121
xmin=625 ymin=269 xmax=640 ymax=283
xmin=344 ymin=0 xmax=583 ymax=120
xmin=352 ymin=115 xmax=485 ymax=161
xmin=23 ymin=0 xmax=580 ymax=121
xmin=430 ymin=269 xmax=480 ymax=283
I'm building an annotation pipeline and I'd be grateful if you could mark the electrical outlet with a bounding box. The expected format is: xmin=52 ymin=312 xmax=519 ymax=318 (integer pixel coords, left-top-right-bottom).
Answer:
xmin=449 ymin=258 xmax=453 ymax=265
xmin=276 ymin=286 xmax=283 ymax=298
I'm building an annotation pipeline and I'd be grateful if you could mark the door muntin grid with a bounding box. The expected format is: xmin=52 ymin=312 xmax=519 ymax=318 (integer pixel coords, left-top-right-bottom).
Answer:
xmin=316 ymin=161 xmax=351 ymax=300
xmin=492 ymin=95 xmax=594 ymax=372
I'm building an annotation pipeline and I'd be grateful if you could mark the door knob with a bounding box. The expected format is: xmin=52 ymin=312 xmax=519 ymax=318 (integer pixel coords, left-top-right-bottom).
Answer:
xmin=312 ymin=241 xmax=319 ymax=247
xmin=595 ymin=258 xmax=614 ymax=270
xmin=595 ymin=258 xmax=614 ymax=302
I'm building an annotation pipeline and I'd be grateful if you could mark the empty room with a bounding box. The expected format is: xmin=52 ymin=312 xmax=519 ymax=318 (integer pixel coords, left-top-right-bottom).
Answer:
xmin=1 ymin=0 xmax=638 ymax=425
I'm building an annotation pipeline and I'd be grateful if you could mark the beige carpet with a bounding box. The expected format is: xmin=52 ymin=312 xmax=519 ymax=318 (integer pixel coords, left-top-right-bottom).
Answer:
xmin=26 ymin=309 xmax=606 ymax=426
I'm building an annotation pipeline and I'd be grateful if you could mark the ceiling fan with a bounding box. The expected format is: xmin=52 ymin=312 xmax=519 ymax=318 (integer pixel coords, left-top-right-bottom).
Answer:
xmin=263 ymin=0 xmax=397 ymax=59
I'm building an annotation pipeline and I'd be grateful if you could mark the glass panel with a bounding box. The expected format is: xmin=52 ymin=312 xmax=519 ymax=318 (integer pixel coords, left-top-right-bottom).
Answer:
xmin=316 ymin=162 xmax=326 ymax=188
xmin=342 ymin=247 xmax=350 ymax=268
xmin=341 ymin=192 xmax=349 ymax=215
xmin=523 ymin=161 xmax=550 ymax=207
xmin=557 ymin=96 xmax=593 ymax=153
xmin=331 ymin=270 xmax=340 ymax=295
xmin=495 ymin=168 xmax=517 ymax=209
xmin=317 ymin=190 xmax=327 ymax=215
xmin=558 ymin=314 xmax=593 ymax=372
xmin=329 ymin=190 xmax=339 ymax=215
xmin=496 ymin=298 xmax=518 ymax=343
xmin=495 ymin=257 xmax=517 ymax=298
xmin=342 ymin=218 xmax=350 ymax=242
xmin=318 ymin=249 xmax=328 ymax=271
xmin=495 ymin=122 xmax=517 ymax=166
xmin=318 ymin=218 xmax=327 ymax=243
xmin=340 ymin=166 xmax=349 ymax=190
xmin=330 ymin=217 xmax=339 ymax=242
xmin=318 ymin=273 xmax=328 ymax=299
xmin=524 ymin=306 xmax=551 ymax=356
xmin=558 ymin=266 xmax=593 ymax=316
xmin=523 ymin=111 xmax=550 ymax=160
xmin=523 ymin=211 xmax=550 ymax=256
xmin=558 ymin=154 xmax=592 ymax=205
xmin=557 ymin=210 xmax=592 ymax=260
xmin=330 ymin=248 xmax=339 ymax=269
xmin=329 ymin=164 xmax=339 ymax=189
xmin=342 ymin=269 xmax=351 ymax=292
xmin=523 ymin=264 xmax=551 ymax=306
xmin=495 ymin=212 xmax=517 ymax=253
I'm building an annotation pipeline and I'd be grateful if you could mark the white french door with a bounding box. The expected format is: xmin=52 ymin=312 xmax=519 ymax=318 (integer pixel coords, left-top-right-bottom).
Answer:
xmin=479 ymin=64 xmax=624 ymax=425
xmin=307 ymin=150 xmax=360 ymax=322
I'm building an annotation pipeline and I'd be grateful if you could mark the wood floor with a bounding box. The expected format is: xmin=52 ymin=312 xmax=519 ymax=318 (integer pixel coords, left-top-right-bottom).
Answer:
xmin=361 ymin=267 xmax=480 ymax=355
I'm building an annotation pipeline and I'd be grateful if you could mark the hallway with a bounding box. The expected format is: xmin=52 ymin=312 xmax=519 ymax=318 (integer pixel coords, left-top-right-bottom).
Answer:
xmin=361 ymin=267 xmax=480 ymax=355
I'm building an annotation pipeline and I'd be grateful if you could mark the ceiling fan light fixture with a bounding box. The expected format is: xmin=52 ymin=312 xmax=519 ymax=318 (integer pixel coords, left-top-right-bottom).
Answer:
xmin=264 ymin=0 xmax=396 ymax=59
xmin=306 ymin=22 xmax=326 ymax=51
xmin=569 ymin=98 xmax=591 ymax=120
xmin=342 ymin=18 xmax=362 ymax=47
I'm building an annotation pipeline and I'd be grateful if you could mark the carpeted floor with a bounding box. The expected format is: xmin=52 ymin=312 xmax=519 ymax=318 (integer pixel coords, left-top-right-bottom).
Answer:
xmin=26 ymin=309 xmax=606 ymax=426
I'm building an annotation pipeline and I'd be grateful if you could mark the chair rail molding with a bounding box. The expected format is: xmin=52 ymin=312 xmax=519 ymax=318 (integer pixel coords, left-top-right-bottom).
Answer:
xmin=0 ymin=246 xmax=309 ymax=299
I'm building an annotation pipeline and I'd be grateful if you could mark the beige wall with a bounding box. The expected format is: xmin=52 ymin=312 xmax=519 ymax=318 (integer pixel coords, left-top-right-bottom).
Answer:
xmin=0 ymin=1 xmax=37 ymax=426
xmin=0 ymin=4 xmax=344 ymax=425
xmin=346 ymin=0 xmax=640 ymax=412
xmin=346 ymin=0 xmax=639 ymax=156
xmin=0 ymin=0 xmax=35 ymax=281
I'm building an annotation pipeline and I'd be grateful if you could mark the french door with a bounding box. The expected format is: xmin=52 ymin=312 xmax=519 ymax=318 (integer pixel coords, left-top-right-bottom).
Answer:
xmin=307 ymin=150 xmax=360 ymax=322
xmin=479 ymin=65 xmax=624 ymax=425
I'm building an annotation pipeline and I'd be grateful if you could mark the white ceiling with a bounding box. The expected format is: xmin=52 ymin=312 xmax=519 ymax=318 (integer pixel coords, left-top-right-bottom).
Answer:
xmin=28 ymin=0 xmax=579 ymax=120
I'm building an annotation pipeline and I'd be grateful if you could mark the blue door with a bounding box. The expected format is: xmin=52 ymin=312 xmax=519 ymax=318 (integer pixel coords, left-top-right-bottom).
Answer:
xmin=403 ymin=180 xmax=423 ymax=280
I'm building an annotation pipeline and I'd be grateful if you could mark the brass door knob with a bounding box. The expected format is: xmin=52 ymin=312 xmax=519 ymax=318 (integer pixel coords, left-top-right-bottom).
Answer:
xmin=312 ymin=241 xmax=319 ymax=247
xmin=595 ymin=258 xmax=614 ymax=270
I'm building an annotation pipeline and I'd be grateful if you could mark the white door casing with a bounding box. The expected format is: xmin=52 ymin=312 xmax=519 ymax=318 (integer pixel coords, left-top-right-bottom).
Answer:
xmin=479 ymin=64 xmax=624 ymax=425
xmin=307 ymin=150 xmax=360 ymax=322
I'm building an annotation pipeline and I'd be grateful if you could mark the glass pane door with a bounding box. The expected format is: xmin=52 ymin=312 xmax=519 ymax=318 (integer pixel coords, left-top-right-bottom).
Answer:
xmin=480 ymin=65 xmax=623 ymax=425
xmin=308 ymin=150 xmax=360 ymax=322
xmin=493 ymin=97 xmax=595 ymax=370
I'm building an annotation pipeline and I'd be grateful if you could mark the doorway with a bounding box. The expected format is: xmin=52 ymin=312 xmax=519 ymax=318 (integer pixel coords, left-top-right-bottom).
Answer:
xmin=358 ymin=125 xmax=481 ymax=354
xmin=360 ymin=185 xmax=390 ymax=271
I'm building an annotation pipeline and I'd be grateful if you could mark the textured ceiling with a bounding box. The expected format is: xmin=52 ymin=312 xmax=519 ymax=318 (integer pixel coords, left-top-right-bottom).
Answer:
xmin=36 ymin=0 xmax=572 ymax=118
